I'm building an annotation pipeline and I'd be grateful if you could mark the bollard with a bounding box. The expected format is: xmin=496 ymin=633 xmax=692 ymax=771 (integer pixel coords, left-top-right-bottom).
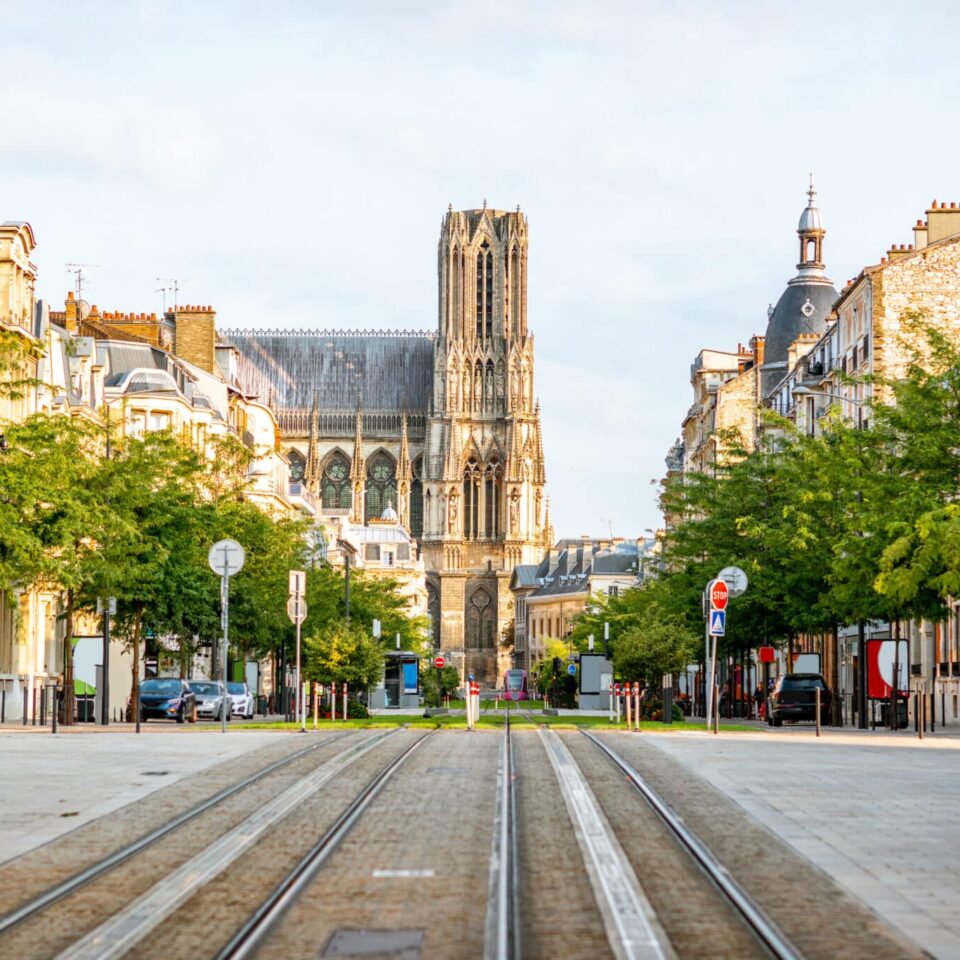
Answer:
xmin=662 ymin=674 xmax=673 ymax=726
xmin=918 ymin=685 xmax=924 ymax=740
xmin=815 ymin=686 xmax=821 ymax=737
xmin=343 ymin=682 xmax=348 ymax=722
xmin=332 ymin=683 xmax=337 ymax=722
xmin=625 ymin=684 xmax=632 ymax=730
xmin=608 ymin=683 xmax=614 ymax=723
xmin=634 ymin=683 xmax=641 ymax=733
xmin=51 ymin=685 xmax=57 ymax=735
xmin=313 ymin=682 xmax=318 ymax=730
xmin=713 ymin=685 xmax=719 ymax=735
xmin=615 ymin=685 xmax=621 ymax=725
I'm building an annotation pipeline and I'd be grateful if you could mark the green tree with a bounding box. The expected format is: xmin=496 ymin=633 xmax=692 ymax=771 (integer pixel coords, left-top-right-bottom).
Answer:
xmin=303 ymin=620 xmax=385 ymax=688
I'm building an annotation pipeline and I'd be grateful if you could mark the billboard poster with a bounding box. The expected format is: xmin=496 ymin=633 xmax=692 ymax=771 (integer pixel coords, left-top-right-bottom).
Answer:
xmin=866 ymin=639 xmax=909 ymax=699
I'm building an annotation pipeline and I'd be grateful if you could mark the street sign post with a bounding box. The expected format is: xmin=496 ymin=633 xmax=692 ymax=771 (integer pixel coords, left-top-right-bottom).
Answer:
xmin=718 ymin=565 xmax=748 ymax=598
xmin=288 ymin=569 xmax=307 ymax=732
xmin=286 ymin=596 xmax=308 ymax=624
xmin=433 ymin=655 xmax=445 ymax=708
xmin=567 ymin=663 xmax=577 ymax=677
xmin=209 ymin=540 xmax=245 ymax=734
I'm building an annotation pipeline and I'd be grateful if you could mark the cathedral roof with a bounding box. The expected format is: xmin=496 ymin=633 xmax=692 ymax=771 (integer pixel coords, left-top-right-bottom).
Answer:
xmin=222 ymin=329 xmax=435 ymax=412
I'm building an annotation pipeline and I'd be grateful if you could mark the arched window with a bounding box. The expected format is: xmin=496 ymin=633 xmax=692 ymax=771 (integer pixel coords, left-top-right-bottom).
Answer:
xmin=321 ymin=453 xmax=351 ymax=509
xmin=484 ymin=459 xmax=502 ymax=539
xmin=365 ymin=452 xmax=397 ymax=523
xmin=410 ymin=456 xmax=424 ymax=540
xmin=463 ymin=458 xmax=481 ymax=540
xmin=485 ymin=248 xmax=493 ymax=339
xmin=466 ymin=587 xmax=495 ymax=649
xmin=476 ymin=240 xmax=492 ymax=340
xmin=287 ymin=449 xmax=306 ymax=482
xmin=450 ymin=247 xmax=461 ymax=337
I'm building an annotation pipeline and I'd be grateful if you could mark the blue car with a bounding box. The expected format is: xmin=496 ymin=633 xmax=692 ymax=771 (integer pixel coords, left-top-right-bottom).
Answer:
xmin=130 ymin=677 xmax=198 ymax=723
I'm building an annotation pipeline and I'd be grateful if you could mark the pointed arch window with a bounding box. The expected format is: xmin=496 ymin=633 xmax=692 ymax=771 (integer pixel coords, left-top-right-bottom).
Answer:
xmin=484 ymin=459 xmax=502 ymax=539
xmin=475 ymin=241 xmax=493 ymax=340
xmin=321 ymin=453 xmax=351 ymax=509
xmin=450 ymin=247 xmax=461 ymax=337
xmin=463 ymin=458 xmax=481 ymax=540
xmin=410 ymin=456 xmax=424 ymax=540
xmin=287 ymin=449 xmax=306 ymax=482
xmin=365 ymin=452 xmax=397 ymax=523
xmin=466 ymin=586 xmax=495 ymax=650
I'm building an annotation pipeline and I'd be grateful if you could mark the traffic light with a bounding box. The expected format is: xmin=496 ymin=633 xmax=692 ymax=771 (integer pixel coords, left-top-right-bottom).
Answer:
xmin=552 ymin=657 xmax=562 ymax=675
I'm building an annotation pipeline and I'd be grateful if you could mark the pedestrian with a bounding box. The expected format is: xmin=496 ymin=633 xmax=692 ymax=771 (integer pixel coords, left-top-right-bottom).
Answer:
xmin=754 ymin=682 xmax=765 ymax=721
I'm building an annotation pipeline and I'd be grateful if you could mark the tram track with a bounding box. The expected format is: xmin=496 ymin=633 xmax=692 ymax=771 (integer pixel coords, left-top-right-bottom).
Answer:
xmin=0 ymin=732 xmax=353 ymax=937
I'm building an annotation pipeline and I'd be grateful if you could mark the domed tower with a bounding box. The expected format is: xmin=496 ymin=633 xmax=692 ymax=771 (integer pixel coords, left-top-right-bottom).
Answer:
xmin=761 ymin=178 xmax=839 ymax=396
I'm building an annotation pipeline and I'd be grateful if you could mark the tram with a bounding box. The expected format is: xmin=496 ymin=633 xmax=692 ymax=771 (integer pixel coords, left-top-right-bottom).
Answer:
xmin=502 ymin=668 xmax=528 ymax=701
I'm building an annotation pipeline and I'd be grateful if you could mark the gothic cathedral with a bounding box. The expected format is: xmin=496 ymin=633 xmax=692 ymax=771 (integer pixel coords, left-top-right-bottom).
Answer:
xmin=226 ymin=205 xmax=551 ymax=684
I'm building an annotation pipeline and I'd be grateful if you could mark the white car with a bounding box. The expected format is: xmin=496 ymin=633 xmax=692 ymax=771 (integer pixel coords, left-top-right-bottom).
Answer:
xmin=190 ymin=681 xmax=231 ymax=721
xmin=227 ymin=681 xmax=256 ymax=719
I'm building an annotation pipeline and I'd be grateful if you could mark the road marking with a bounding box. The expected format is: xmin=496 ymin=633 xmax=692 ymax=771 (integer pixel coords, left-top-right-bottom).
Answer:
xmin=371 ymin=869 xmax=435 ymax=878
xmin=539 ymin=728 xmax=675 ymax=960
xmin=58 ymin=730 xmax=400 ymax=960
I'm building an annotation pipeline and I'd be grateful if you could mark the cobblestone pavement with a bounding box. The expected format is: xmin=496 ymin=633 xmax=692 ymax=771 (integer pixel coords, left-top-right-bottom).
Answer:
xmin=0 ymin=729 xmax=300 ymax=864
xmin=0 ymin=727 xmax=951 ymax=959
xmin=640 ymin=729 xmax=960 ymax=958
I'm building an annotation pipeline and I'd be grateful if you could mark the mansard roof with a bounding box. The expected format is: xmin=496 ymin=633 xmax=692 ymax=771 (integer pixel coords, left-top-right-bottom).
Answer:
xmin=222 ymin=329 xmax=435 ymax=412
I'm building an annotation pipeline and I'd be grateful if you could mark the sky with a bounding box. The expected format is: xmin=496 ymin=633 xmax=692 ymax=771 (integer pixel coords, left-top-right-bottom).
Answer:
xmin=5 ymin=1 xmax=960 ymax=539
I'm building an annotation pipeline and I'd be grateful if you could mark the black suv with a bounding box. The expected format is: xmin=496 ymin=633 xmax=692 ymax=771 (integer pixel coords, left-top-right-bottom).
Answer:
xmin=767 ymin=673 xmax=830 ymax=726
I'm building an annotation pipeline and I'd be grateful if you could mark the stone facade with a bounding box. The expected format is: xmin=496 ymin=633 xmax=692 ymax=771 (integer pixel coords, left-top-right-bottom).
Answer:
xmin=225 ymin=206 xmax=552 ymax=685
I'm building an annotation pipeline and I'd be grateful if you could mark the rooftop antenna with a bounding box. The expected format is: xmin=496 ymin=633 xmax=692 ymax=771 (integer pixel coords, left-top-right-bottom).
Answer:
xmin=601 ymin=516 xmax=614 ymax=539
xmin=156 ymin=277 xmax=187 ymax=311
xmin=66 ymin=262 xmax=99 ymax=301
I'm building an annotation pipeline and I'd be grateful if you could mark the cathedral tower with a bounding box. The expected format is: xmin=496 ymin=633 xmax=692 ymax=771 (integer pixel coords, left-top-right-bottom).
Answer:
xmin=422 ymin=205 xmax=549 ymax=684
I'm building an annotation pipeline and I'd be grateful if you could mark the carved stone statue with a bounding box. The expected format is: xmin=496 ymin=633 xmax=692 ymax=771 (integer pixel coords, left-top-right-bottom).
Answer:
xmin=496 ymin=368 xmax=505 ymax=397
xmin=511 ymin=367 xmax=520 ymax=406
xmin=448 ymin=490 xmax=459 ymax=531
xmin=473 ymin=372 xmax=482 ymax=409
xmin=509 ymin=490 xmax=520 ymax=533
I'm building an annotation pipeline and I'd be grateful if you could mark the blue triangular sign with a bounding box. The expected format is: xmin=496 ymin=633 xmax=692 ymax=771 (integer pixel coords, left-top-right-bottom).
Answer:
xmin=709 ymin=609 xmax=726 ymax=636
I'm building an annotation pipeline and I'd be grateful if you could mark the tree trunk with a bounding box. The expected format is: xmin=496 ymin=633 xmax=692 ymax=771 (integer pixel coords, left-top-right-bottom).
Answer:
xmin=131 ymin=606 xmax=142 ymax=723
xmin=62 ymin=589 xmax=76 ymax=725
xmin=830 ymin=624 xmax=841 ymax=726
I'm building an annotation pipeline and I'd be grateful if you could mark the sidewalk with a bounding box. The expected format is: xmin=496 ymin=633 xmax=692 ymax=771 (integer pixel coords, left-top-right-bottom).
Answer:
xmin=647 ymin=727 xmax=960 ymax=956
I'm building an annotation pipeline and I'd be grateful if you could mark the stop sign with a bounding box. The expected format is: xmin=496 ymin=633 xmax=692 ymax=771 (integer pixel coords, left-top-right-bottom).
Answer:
xmin=433 ymin=656 xmax=446 ymax=669
xmin=710 ymin=579 xmax=729 ymax=610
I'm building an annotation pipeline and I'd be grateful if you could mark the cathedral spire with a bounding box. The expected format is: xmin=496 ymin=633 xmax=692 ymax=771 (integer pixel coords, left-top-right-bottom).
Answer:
xmin=305 ymin=392 xmax=320 ymax=494
xmin=349 ymin=393 xmax=365 ymax=523
xmin=398 ymin=405 xmax=412 ymax=530
xmin=533 ymin=401 xmax=546 ymax=484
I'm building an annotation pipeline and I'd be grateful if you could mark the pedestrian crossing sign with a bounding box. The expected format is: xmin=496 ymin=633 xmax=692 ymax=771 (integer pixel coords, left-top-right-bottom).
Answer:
xmin=709 ymin=609 xmax=726 ymax=637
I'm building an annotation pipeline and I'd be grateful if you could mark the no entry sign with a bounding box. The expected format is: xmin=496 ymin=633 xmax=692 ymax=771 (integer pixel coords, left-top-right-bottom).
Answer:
xmin=433 ymin=656 xmax=446 ymax=669
xmin=709 ymin=579 xmax=729 ymax=611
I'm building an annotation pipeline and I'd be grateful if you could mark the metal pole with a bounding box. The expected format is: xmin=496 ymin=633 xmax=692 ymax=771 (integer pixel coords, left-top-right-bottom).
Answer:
xmin=221 ymin=572 xmax=229 ymax=734
xmin=101 ymin=609 xmax=110 ymax=726
xmin=705 ymin=614 xmax=713 ymax=731
xmin=857 ymin=620 xmax=867 ymax=729
xmin=51 ymin=684 xmax=57 ymax=735
xmin=815 ymin=686 xmax=821 ymax=737
xmin=344 ymin=552 xmax=351 ymax=621
xmin=296 ymin=590 xmax=304 ymax=732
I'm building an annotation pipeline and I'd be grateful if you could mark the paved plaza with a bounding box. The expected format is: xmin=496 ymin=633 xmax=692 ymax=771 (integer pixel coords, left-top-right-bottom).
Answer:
xmin=2 ymin=725 xmax=958 ymax=957
xmin=0 ymin=730 xmax=287 ymax=864
xmin=648 ymin=729 xmax=960 ymax=958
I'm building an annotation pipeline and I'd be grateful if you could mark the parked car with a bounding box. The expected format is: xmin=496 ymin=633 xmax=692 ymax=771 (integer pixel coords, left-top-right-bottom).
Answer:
xmin=227 ymin=681 xmax=256 ymax=719
xmin=189 ymin=680 xmax=231 ymax=721
xmin=767 ymin=673 xmax=831 ymax=726
xmin=129 ymin=678 xmax=197 ymax=724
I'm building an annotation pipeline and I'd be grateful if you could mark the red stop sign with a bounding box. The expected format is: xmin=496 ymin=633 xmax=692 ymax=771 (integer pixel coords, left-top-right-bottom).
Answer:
xmin=710 ymin=579 xmax=729 ymax=610
xmin=433 ymin=656 xmax=446 ymax=669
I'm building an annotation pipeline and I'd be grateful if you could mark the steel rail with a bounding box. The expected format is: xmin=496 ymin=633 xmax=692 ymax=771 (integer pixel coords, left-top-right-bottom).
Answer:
xmin=579 ymin=730 xmax=803 ymax=960
xmin=215 ymin=730 xmax=433 ymax=960
xmin=484 ymin=711 xmax=520 ymax=960
xmin=0 ymin=732 xmax=350 ymax=935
